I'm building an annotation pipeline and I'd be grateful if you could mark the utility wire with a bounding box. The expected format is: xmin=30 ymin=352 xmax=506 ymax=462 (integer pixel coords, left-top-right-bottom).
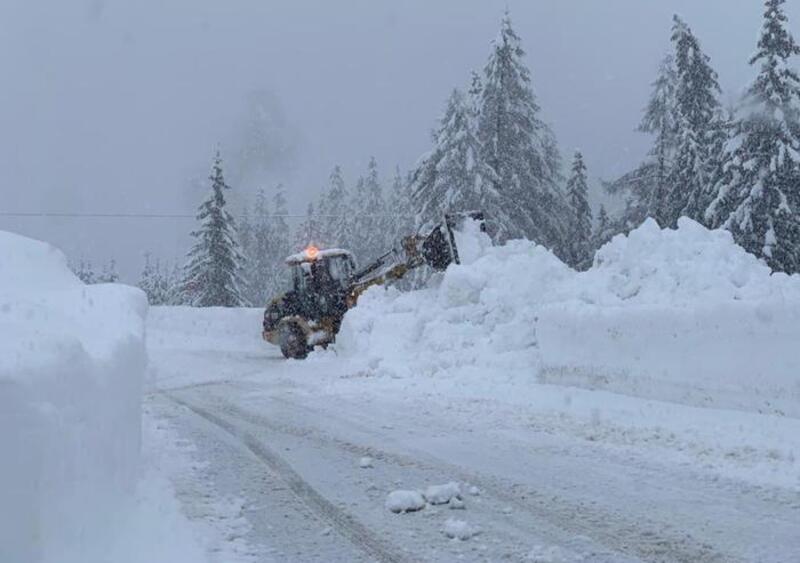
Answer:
xmin=0 ymin=212 xmax=416 ymax=219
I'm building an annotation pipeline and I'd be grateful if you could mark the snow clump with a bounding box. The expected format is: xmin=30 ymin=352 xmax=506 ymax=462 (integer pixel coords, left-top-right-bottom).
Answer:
xmin=385 ymin=490 xmax=426 ymax=513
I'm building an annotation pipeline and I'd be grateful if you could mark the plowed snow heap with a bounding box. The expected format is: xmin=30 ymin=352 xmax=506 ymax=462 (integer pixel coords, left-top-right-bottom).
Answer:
xmin=333 ymin=218 xmax=800 ymax=416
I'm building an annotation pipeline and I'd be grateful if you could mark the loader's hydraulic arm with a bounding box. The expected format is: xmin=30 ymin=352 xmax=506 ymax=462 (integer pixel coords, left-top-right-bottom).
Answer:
xmin=346 ymin=211 xmax=484 ymax=303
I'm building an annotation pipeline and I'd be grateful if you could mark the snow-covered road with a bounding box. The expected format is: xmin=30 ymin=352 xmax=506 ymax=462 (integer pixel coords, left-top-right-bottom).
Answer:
xmin=145 ymin=308 xmax=800 ymax=563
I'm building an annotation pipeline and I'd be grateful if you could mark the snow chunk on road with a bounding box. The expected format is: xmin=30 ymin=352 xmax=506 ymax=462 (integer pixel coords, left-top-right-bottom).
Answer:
xmin=385 ymin=490 xmax=426 ymax=513
xmin=442 ymin=518 xmax=480 ymax=540
xmin=359 ymin=456 xmax=374 ymax=468
xmin=423 ymin=482 xmax=462 ymax=505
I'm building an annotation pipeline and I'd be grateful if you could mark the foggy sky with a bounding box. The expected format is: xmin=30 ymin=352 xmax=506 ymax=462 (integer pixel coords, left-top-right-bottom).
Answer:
xmin=1 ymin=0 xmax=797 ymax=281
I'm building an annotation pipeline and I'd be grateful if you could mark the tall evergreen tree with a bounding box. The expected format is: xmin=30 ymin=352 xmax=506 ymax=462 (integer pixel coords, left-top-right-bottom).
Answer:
xmin=265 ymin=183 xmax=291 ymax=296
xmin=318 ymin=165 xmax=350 ymax=248
xmin=412 ymin=88 xmax=488 ymax=230
xmin=664 ymin=15 xmax=726 ymax=227
xmin=565 ymin=151 xmax=593 ymax=268
xmin=387 ymin=165 xmax=414 ymax=242
xmin=605 ymin=54 xmax=679 ymax=231
xmin=294 ymin=202 xmax=319 ymax=248
xmin=478 ymin=11 xmax=566 ymax=248
xmin=640 ymin=54 xmax=680 ymax=223
xmin=593 ymin=204 xmax=614 ymax=250
xmin=708 ymin=0 xmax=800 ymax=273
xmin=180 ymin=151 xmax=246 ymax=307
xmin=349 ymin=157 xmax=387 ymax=263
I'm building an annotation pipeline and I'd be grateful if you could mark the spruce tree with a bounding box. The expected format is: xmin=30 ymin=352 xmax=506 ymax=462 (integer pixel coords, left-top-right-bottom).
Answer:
xmin=180 ymin=151 xmax=246 ymax=307
xmin=664 ymin=15 xmax=726 ymax=227
xmin=97 ymin=259 xmax=119 ymax=283
xmin=565 ymin=151 xmax=593 ymax=268
xmin=139 ymin=253 xmax=157 ymax=303
xmin=478 ymin=11 xmax=566 ymax=248
xmin=264 ymin=184 xmax=291 ymax=298
xmin=166 ymin=262 xmax=185 ymax=306
xmin=349 ymin=157 xmax=387 ymax=263
xmin=593 ymin=204 xmax=614 ymax=250
xmin=604 ymin=54 xmax=679 ymax=232
xmin=640 ymin=55 xmax=679 ymax=224
xmin=318 ymin=165 xmax=350 ymax=248
xmin=72 ymin=259 xmax=97 ymax=284
xmin=295 ymin=202 xmax=319 ymax=248
xmin=387 ymin=165 xmax=414 ymax=242
xmin=708 ymin=0 xmax=800 ymax=273
xmin=140 ymin=254 xmax=170 ymax=305
xmin=412 ymin=88 xmax=488 ymax=231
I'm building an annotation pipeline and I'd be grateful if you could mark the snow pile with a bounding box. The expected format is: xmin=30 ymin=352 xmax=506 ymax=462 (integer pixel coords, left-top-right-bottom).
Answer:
xmin=0 ymin=231 xmax=148 ymax=563
xmin=334 ymin=219 xmax=800 ymax=415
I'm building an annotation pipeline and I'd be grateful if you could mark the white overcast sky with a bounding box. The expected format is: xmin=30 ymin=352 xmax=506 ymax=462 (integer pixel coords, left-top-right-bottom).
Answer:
xmin=1 ymin=0 xmax=797 ymax=280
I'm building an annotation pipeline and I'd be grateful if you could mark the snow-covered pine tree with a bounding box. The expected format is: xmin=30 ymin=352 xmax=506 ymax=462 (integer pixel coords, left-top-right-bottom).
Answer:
xmin=97 ymin=259 xmax=119 ymax=283
xmin=318 ymin=165 xmax=350 ymax=249
xmin=166 ymin=262 xmax=185 ymax=305
xmin=349 ymin=157 xmax=387 ymax=264
xmin=72 ymin=259 xmax=97 ymax=284
xmin=708 ymin=0 xmax=800 ymax=273
xmin=640 ymin=55 xmax=679 ymax=224
xmin=245 ymin=188 xmax=274 ymax=305
xmin=265 ymin=183 xmax=291 ymax=297
xmin=294 ymin=202 xmax=319 ymax=248
xmin=565 ymin=151 xmax=593 ymax=269
xmin=663 ymin=15 xmax=726 ymax=227
xmin=412 ymin=88 xmax=488 ymax=231
xmin=238 ymin=203 xmax=254 ymax=265
xmin=140 ymin=254 xmax=170 ymax=305
xmin=477 ymin=11 xmax=567 ymax=249
xmin=153 ymin=259 xmax=171 ymax=305
xmin=139 ymin=253 xmax=157 ymax=303
xmin=387 ymin=165 xmax=414 ymax=243
xmin=604 ymin=54 xmax=679 ymax=232
xmin=180 ymin=151 xmax=246 ymax=307
xmin=593 ymin=204 xmax=614 ymax=250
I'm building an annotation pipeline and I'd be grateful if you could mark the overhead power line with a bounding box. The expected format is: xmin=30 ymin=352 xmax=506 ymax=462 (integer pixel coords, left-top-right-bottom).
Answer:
xmin=0 ymin=212 xmax=415 ymax=219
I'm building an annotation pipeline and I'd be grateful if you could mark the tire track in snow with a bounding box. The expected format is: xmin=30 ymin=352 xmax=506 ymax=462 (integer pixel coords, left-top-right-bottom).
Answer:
xmin=191 ymin=389 xmax=739 ymax=563
xmin=163 ymin=392 xmax=413 ymax=563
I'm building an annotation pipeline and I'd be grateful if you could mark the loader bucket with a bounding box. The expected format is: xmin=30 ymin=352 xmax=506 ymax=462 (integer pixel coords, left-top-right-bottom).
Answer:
xmin=421 ymin=211 xmax=486 ymax=271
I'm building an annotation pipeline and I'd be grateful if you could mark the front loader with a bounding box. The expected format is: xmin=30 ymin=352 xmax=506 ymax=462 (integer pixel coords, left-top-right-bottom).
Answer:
xmin=262 ymin=212 xmax=485 ymax=359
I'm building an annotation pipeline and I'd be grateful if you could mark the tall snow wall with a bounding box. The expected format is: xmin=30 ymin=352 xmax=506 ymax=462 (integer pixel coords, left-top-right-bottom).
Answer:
xmin=0 ymin=231 xmax=148 ymax=562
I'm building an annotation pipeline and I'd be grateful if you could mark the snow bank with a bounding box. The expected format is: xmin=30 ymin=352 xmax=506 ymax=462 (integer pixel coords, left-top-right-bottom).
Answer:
xmin=334 ymin=219 xmax=800 ymax=416
xmin=0 ymin=231 xmax=148 ymax=563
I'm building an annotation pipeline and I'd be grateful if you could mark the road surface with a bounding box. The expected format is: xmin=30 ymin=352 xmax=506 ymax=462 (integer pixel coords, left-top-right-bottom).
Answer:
xmin=144 ymin=309 xmax=800 ymax=562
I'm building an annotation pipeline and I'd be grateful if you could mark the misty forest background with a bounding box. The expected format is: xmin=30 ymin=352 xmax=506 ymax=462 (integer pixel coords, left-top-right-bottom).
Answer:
xmin=73 ymin=2 xmax=800 ymax=307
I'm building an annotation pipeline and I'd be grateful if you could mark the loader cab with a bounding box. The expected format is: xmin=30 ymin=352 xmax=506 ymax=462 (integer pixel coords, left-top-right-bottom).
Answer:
xmin=286 ymin=247 xmax=357 ymax=296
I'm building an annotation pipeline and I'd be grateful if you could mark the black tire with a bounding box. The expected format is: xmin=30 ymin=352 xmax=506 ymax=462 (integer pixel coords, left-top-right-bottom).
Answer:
xmin=278 ymin=320 xmax=309 ymax=360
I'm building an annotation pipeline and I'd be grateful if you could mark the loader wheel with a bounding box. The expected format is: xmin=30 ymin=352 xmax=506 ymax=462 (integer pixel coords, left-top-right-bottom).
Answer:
xmin=278 ymin=320 xmax=309 ymax=360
